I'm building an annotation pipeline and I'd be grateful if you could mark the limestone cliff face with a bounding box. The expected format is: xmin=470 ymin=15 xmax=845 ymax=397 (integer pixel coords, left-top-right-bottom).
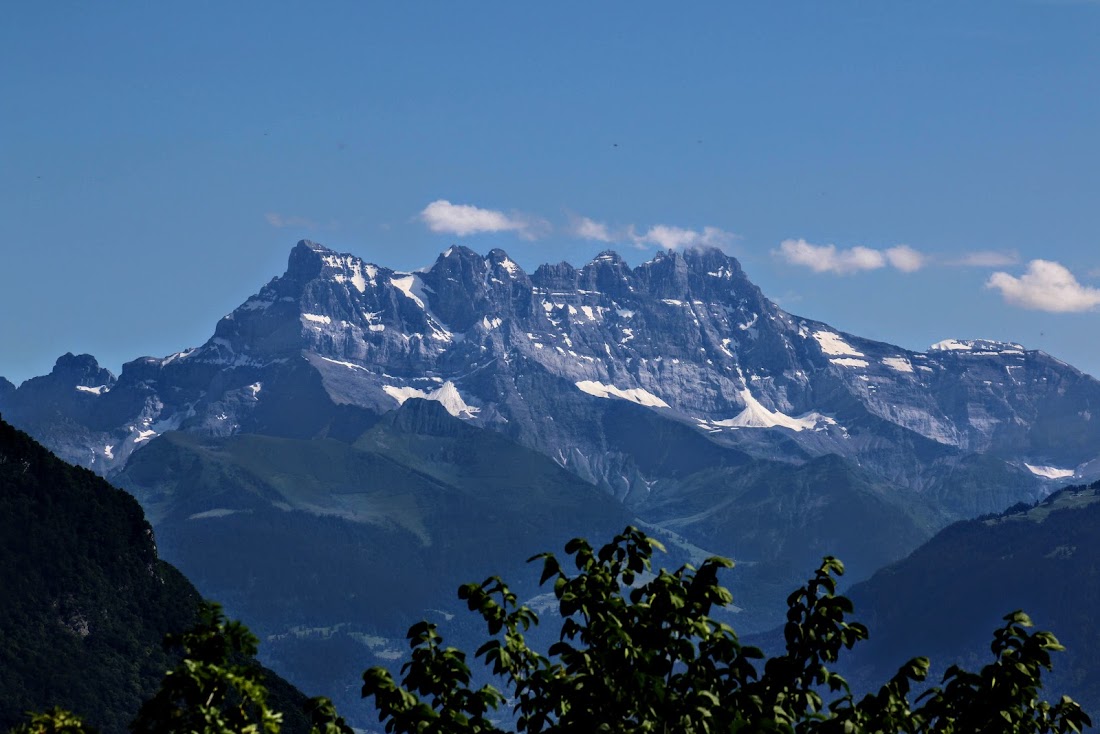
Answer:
xmin=3 ymin=239 xmax=1097 ymax=514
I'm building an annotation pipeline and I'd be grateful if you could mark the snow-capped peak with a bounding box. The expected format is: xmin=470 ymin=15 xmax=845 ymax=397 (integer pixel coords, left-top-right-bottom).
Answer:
xmin=930 ymin=338 xmax=1025 ymax=353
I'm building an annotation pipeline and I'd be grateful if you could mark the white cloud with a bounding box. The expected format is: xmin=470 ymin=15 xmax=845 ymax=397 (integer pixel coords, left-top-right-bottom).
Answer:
xmin=948 ymin=250 xmax=1020 ymax=267
xmin=986 ymin=260 xmax=1100 ymax=313
xmin=570 ymin=215 xmax=614 ymax=243
xmin=885 ymin=245 xmax=925 ymax=273
xmin=566 ymin=212 xmax=737 ymax=252
xmin=632 ymin=224 xmax=737 ymax=252
xmin=641 ymin=225 xmax=698 ymax=250
xmin=266 ymin=212 xmax=318 ymax=229
xmin=419 ymin=200 xmax=548 ymax=240
xmin=776 ymin=239 xmax=933 ymax=275
xmin=776 ymin=239 xmax=886 ymax=274
xmin=699 ymin=226 xmax=737 ymax=249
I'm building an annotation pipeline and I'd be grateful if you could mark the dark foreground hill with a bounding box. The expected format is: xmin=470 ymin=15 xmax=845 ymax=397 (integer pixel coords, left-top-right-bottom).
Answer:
xmin=116 ymin=397 xmax=634 ymax=723
xmin=843 ymin=480 xmax=1100 ymax=712
xmin=0 ymin=416 xmax=310 ymax=733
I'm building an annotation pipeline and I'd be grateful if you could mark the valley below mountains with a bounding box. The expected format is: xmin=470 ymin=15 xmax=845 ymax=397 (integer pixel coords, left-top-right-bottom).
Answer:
xmin=4 ymin=239 xmax=1100 ymax=723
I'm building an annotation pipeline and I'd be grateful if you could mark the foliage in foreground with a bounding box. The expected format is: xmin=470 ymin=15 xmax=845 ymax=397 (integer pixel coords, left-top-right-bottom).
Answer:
xmin=8 ymin=604 xmax=351 ymax=734
xmin=362 ymin=527 xmax=1090 ymax=734
xmin=9 ymin=527 xmax=1091 ymax=734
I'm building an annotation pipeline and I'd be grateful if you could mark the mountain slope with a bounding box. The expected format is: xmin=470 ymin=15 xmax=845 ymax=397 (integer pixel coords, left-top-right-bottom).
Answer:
xmin=0 ymin=415 xmax=310 ymax=733
xmin=4 ymin=239 xmax=1098 ymax=718
xmin=115 ymin=398 xmax=635 ymax=722
xmin=4 ymin=241 xmax=1091 ymax=515
xmin=843 ymin=480 xmax=1100 ymax=712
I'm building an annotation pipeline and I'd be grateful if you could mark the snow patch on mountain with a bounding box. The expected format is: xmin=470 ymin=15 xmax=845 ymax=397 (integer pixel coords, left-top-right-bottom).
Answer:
xmin=931 ymin=339 xmax=972 ymax=352
xmin=831 ymin=358 xmax=870 ymax=368
xmin=75 ymin=385 xmax=110 ymax=395
xmin=383 ymin=381 xmax=479 ymax=418
xmin=575 ymin=381 xmax=670 ymax=408
xmin=391 ymin=275 xmax=427 ymax=309
xmin=931 ymin=339 xmax=1025 ymax=354
xmin=320 ymin=357 xmax=368 ymax=371
xmin=881 ymin=357 xmax=914 ymax=373
xmin=812 ymin=331 xmax=864 ymax=357
xmin=1024 ymin=463 xmax=1075 ymax=480
xmin=161 ymin=348 xmax=197 ymax=365
xmin=323 ymin=254 xmax=375 ymax=293
xmin=239 ymin=297 xmax=274 ymax=311
xmin=712 ymin=387 xmax=836 ymax=432
xmin=391 ymin=273 xmax=455 ymax=342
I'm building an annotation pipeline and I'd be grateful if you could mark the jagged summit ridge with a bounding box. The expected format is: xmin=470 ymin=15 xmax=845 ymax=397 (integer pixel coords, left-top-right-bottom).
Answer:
xmin=161 ymin=241 xmax=1100 ymax=459
xmin=930 ymin=338 xmax=1027 ymax=354
xmin=4 ymin=238 xmax=1100 ymax=502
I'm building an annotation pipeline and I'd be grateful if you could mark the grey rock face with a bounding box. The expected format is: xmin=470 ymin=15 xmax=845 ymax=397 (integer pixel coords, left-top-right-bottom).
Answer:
xmin=4 ymin=240 xmax=1098 ymax=515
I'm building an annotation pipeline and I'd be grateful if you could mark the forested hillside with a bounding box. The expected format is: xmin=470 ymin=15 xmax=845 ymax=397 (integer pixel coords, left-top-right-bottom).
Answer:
xmin=845 ymin=480 xmax=1100 ymax=712
xmin=0 ymin=416 xmax=309 ymax=733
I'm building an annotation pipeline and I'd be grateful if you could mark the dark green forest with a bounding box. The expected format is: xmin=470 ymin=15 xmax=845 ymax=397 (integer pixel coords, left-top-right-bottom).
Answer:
xmin=0 ymin=416 xmax=309 ymax=733
xmin=2 ymin=410 xmax=1094 ymax=733
xmin=9 ymin=525 xmax=1091 ymax=734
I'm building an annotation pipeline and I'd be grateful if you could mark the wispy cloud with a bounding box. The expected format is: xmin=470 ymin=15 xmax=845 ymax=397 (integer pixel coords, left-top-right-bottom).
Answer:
xmin=633 ymin=224 xmax=735 ymax=252
xmin=986 ymin=260 xmax=1100 ymax=312
xmin=569 ymin=214 xmax=737 ymax=252
xmin=775 ymin=239 xmax=1025 ymax=275
xmin=885 ymin=245 xmax=925 ymax=273
xmin=775 ymin=239 xmax=895 ymax=275
xmin=419 ymin=200 xmax=549 ymax=240
xmin=569 ymin=215 xmax=614 ymax=243
xmin=266 ymin=212 xmax=319 ymax=229
xmin=947 ymin=250 xmax=1020 ymax=267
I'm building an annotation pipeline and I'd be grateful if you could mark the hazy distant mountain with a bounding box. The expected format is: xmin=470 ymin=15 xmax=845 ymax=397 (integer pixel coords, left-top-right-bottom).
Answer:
xmin=4 ymin=239 xmax=1098 ymax=719
xmin=113 ymin=396 xmax=633 ymax=720
xmin=843 ymin=480 xmax=1100 ymax=713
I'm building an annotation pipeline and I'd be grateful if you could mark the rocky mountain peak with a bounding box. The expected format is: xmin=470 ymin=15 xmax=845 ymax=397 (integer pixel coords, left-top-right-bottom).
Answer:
xmin=285 ymin=239 xmax=334 ymax=281
xmin=285 ymin=240 xmax=381 ymax=295
xmin=587 ymin=250 xmax=627 ymax=266
xmin=635 ymin=250 xmax=692 ymax=299
xmin=420 ymin=247 xmax=496 ymax=332
xmin=628 ymin=247 xmax=752 ymax=304
xmin=681 ymin=246 xmax=743 ymax=273
xmin=427 ymin=245 xmax=488 ymax=281
xmin=577 ymin=250 xmax=632 ymax=298
xmin=50 ymin=353 xmax=116 ymax=389
xmin=485 ymin=248 xmax=528 ymax=280
xmin=382 ymin=396 xmax=467 ymax=438
xmin=530 ymin=261 xmax=580 ymax=291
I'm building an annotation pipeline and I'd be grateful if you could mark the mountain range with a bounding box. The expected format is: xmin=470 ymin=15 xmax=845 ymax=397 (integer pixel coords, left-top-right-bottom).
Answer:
xmin=6 ymin=241 xmax=1098 ymax=493
xmin=4 ymin=239 xmax=1099 ymax=722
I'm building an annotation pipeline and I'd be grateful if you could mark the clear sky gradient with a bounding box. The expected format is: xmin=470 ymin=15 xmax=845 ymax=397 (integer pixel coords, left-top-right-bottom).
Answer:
xmin=2 ymin=2 xmax=1099 ymax=384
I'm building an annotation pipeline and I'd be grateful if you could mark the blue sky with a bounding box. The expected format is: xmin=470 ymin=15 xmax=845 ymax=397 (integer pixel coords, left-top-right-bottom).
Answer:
xmin=2 ymin=1 xmax=1099 ymax=383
